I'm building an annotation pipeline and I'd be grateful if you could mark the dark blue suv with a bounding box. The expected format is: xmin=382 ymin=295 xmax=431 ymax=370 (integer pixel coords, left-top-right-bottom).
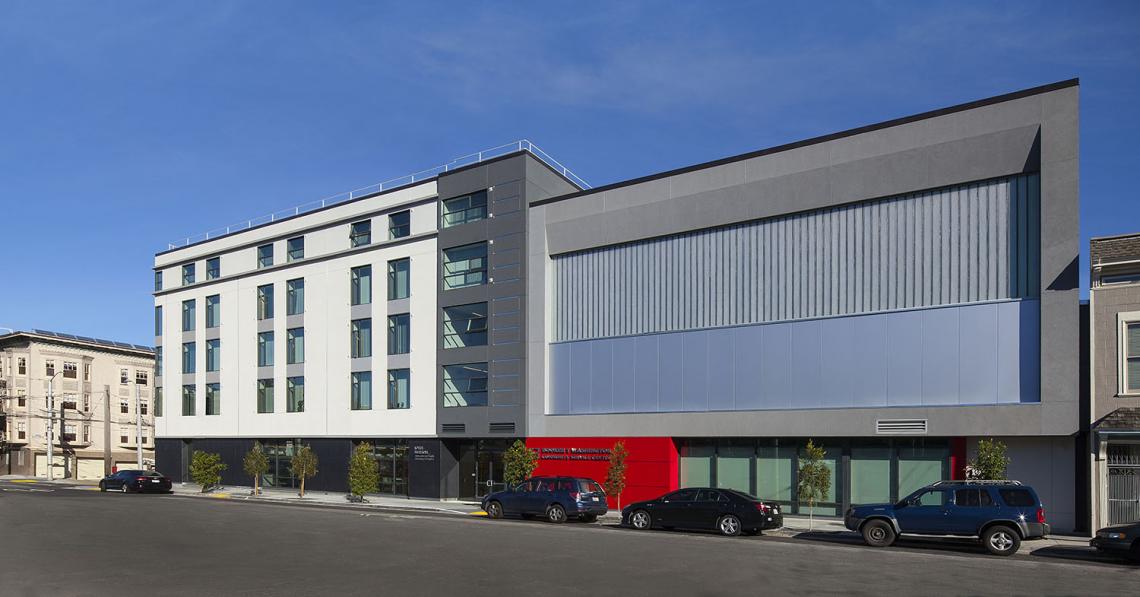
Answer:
xmin=482 ymin=477 xmax=608 ymax=523
xmin=844 ymin=481 xmax=1050 ymax=556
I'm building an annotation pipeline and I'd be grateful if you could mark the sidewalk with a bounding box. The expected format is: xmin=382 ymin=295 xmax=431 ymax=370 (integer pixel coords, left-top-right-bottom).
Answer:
xmin=169 ymin=482 xmax=485 ymax=516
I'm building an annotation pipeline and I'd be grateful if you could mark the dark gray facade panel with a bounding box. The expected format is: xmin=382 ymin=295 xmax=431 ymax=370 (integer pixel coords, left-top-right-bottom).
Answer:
xmin=552 ymin=175 xmax=1039 ymax=342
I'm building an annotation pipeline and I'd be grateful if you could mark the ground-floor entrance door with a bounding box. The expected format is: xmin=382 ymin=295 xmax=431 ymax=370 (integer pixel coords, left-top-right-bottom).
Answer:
xmin=455 ymin=440 xmax=512 ymax=500
xmin=1108 ymin=443 xmax=1140 ymax=525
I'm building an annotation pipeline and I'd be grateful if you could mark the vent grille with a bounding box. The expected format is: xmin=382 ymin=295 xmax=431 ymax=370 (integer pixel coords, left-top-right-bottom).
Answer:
xmin=440 ymin=423 xmax=465 ymax=433
xmin=489 ymin=422 xmax=515 ymax=434
xmin=876 ymin=418 xmax=928 ymax=435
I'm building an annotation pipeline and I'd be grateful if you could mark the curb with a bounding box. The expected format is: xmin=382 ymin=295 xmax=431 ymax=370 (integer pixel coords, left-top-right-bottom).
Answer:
xmin=167 ymin=490 xmax=478 ymax=518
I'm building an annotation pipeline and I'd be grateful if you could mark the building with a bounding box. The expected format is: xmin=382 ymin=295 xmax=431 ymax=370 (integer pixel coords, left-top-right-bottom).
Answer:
xmin=1089 ymin=233 xmax=1140 ymax=529
xmin=0 ymin=330 xmax=156 ymax=478
xmin=154 ymin=80 xmax=1082 ymax=531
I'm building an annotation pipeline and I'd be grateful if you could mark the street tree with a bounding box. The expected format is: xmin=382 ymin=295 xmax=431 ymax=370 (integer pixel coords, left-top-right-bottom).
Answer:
xmin=604 ymin=441 xmax=629 ymax=510
xmin=243 ymin=442 xmax=269 ymax=495
xmin=190 ymin=450 xmax=227 ymax=493
xmin=348 ymin=442 xmax=379 ymax=501
xmin=797 ymin=440 xmax=831 ymax=530
xmin=967 ymin=438 xmax=1011 ymax=480
xmin=291 ymin=444 xmax=319 ymax=498
xmin=503 ymin=440 xmax=538 ymax=487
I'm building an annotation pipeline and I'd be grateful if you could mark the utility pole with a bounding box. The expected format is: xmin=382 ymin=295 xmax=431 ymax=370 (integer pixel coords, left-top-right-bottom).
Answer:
xmin=135 ymin=381 xmax=143 ymax=470
xmin=102 ymin=386 xmax=111 ymax=476
xmin=46 ymin=377 xmax=55 ymax=481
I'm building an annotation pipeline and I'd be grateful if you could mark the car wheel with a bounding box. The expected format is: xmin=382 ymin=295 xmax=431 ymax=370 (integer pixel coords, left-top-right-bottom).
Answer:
xmin=579 ymin=514 xmax=597 ymax=523
xmin=861 ymin=519 xmax=896 ymax=547
xmin=486 ymin=501 xmax=503 ymax=520
xmin=546 ymin=504 xmax=567 ymax=524
xmin=983 ymin=525 xmax=1021 ymax=556
xmin=120 ymin=483 xmax=130 ymax=494
xmin=99 ymin=482 xmax=106 ymax=493
xmin=1128 ymin=541 xmax=1140 ymax=564
xmin=629 ymin=510 xmax=652 ymax=530
xmin=718 ymin=514 xmax=742 ymax=537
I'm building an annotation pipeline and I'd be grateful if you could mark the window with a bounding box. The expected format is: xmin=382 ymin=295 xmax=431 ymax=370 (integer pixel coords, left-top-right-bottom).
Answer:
xmin=17 ymin=357 xmax=25 ymax=375
xmin=998 ymin=488 xmax=1036 ymax=507
xmin=45 ymin=360 xmax=55 ymax=376
xmin=84 ymin=363 xmax=90 ymax=381
xmin=16 ymin=421 xmax=26 ymax=440
xmin=257 ymin=284 xmax=274 ymax=319
xmin=351 ymin=319 xmax=372 ymax=358
xmin=121 ymin=400 xmax=129 ymax=414
xmin=82 ymin=394 xmax=90 ymax=411
xmin=206 ymin=256 xmax=220 ymax=280
xmin=443 ymin=303 xmax=488 ymax=348
xmin=63 ymin=424 xmax=77 ymax=442
xmin=135 ymin=370 xmax=148 ymax=385
xmin=287 ymin=328 xmax=304 ymax=364
xmin=140 ymin=400 xmax=149 ymax=416
xmin=286 ymin=278 xmax=304 ymax=315
xmin=287 ymin=376 xmax=304 ymax=413
xmin=350 ymin=265 xmax=372 ymax=305
xmin=664 ymin=489 xmax=699 ymax=503
xmin=389 ymin=210 xmax=410 ymax=239
xmin=182 ymin=342 xmax=196 ymax=374
xmin=387 ymin=314 xmax=410 ymax=355
xmin=911 ymin=489 xmax=946 ymax=507
xmin=155 ymin=346 xmax=162 ymax=372
xmin=60 ymin=398 xmax=77 ymax=410
xmin=63 ymin=361 xmax=77 ymax=379
xmin=206 ymin=339 xmax=221 ymax=372
xmin=155 ymin=306 xmax=163 ymax=336
xmin=387 ymin=369 xmax=410 ymax=409
xmin=182 ymin=263 xmax=195 ymax=285
xmin=350 ymin=220 xmax=371 ymax=247
xmin=442 ymin=243 xmax=488 ymax=289
xmin=351 ymin=371 xmax=372 ymax=410
xmin=287 ymin=236 xmax=304 ymax=261
xmin=206 ymin=295 xmax=220 ymax=328
xmin=181 ymin=385 xmax=195 ymax=416
xmin=954 ymin=488 xmax=994 ymax=507
xmin=257 ymin=244 xmax=273 ymax=268
xmin=155 ymin=387 xmax=163 ymax=417
xmin=388 ymin=258 xmax=409 ymax=300
xmin=182 ymin=299 xmax=196 ymax=331
xmin=1103 ymin=272 xmax=1140 ymax=285
xmin=258 ymin=332 xmax=274 ymax=367
xmin=442 ymin=363 xmax=488 ymax=407
xmin=205 ymin=383 xmax=220 ymax=415
xmin=441 ymin=190 xmax=488 ymax=228
xmin=120 ymin=368 xmax=129 ymax=384
xmin=120 ymin=427 xmax=130 ymax=444
xmin=155 ymin=270 xmax=163 ymax=292
xmin=83 ymin=424 xmax=91 ymax=443
xmin=1125 ymin=321 xmax=1140 ymax=394
xmin=257 ymin=379 xmax=274 ymax=413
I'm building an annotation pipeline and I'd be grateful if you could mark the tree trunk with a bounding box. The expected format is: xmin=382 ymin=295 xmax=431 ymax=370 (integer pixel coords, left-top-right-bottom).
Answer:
xmin=808 ymin=498 xmax=814 ymax=530
xmin=299 ymin=476 xmax=306 ymax=498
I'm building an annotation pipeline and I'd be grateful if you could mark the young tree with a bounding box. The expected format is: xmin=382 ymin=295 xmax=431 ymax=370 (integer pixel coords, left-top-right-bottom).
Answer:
xmin=797 ymin=440 xmax=831 ymax=531
xmin=243 ymin=441 xmax=269 ymax=495
xmin=189 ymin=451 xmax=227 ymax=493
xmin=604 ymin=441 xmax=629 ymax=510
xmin=290 ymin=444 xmax=319 ymax=498
xmin=967 ymin=438 xmax=1011 ymax=480
xmin=348 ymin=442 xmax=379 ymax=501
xmin=502 ymin=440 xmax=538 ymax=487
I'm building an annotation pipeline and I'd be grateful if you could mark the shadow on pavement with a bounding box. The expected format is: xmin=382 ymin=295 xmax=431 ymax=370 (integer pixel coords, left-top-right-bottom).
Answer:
xmin=1029 ymin=545 xmax=1137 ymax=567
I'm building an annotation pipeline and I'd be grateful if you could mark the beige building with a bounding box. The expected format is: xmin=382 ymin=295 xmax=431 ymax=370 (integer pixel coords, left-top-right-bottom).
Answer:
xmin=0 ymin=330 xmax=156 ymax=479
xmin=1090 ymin=233 xmax=1140 ymax=528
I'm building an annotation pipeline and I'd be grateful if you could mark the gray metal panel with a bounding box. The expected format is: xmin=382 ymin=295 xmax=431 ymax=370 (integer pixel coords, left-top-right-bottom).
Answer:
xmin=551 ymin=175 xmax=1039 ymax=343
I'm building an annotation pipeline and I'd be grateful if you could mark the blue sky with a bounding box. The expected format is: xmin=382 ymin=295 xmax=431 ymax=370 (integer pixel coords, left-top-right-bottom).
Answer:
xmin=1 ymin=1 xmax=1138 ymax=346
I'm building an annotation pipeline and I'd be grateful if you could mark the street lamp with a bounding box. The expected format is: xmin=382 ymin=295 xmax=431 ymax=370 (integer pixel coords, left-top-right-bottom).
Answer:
xmin=46 ymin=370 xmax=63 ymax=481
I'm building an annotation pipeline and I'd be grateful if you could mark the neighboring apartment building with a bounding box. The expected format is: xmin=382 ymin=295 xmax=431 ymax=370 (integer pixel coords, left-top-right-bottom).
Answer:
xmin=154 ymin=80 xmax=1082 ymax=531
xmin=0 ymin=330 xmax=156 ymax=479
xmin=1089 ymin=233 xmax=1140 ymax=529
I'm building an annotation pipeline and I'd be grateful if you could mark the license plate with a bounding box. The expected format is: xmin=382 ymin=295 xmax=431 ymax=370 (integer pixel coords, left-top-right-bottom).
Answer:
xmin=591 ymin=496 xmax=599 ymax=502
xmin=151 ymin=479 xmax=160 ymax=483
xmin=767 ymin=517 xmax=772 ymax=522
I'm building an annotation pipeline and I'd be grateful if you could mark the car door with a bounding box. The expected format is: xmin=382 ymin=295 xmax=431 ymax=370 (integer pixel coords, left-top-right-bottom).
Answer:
xmin=499 ymin=480 xmax=529 ymax=514
xmin=526 ymin=479 xmax=554 ymax=514
xmin=893 ymin=488 xmax=950 ymax=534
xmin=108 ymin=471 xmax=125 ymax=489
xmin=690 ymin=490 xmax=726 ymax=530
xmin=946 ymin=488 xmax=989 ymax=535
xmin=655 ymin=489 xmax=699 ymax=526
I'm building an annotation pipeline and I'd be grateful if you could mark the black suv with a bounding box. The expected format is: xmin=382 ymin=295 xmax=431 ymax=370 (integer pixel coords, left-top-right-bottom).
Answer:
xmin=845 ymin=481 xmax=1050 ymax=556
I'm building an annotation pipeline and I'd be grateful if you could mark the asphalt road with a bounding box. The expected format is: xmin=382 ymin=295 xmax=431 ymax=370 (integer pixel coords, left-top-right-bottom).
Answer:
xmin=1 ymin=480 xmax=1137 ymax=597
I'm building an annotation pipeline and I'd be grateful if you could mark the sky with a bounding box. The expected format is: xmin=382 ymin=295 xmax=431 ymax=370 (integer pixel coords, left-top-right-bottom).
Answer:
xmin=1 ymin=1 xmax=1138 ymax=346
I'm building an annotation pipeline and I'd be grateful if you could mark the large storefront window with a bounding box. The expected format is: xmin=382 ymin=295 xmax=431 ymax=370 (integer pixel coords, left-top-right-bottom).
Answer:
xmin=756 ymin=444 xmax=795 ymax=505
xmin=716 ymin=444 xmax=752 ymax=494
xmin=898 ymin=445 xmax=948 ymax=500
xmin=850 ymin=446 xmax=892 ymax=505
xmin=679 ymin=444 xmax=714 ymax=487
xmin=797 ymin=445 xmax=840 ymax=516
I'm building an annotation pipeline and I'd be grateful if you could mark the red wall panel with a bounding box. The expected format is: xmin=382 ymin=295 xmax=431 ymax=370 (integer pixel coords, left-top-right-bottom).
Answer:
xmin=526 ymin=437 xmax=678 ymax=509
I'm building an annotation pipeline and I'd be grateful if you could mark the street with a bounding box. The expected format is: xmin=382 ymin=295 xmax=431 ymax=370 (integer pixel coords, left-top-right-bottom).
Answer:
xmin=1 ymin=480 xmax=1136 ymax=596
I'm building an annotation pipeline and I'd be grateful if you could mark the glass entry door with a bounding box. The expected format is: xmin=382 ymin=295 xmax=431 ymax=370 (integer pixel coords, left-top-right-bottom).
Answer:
xmin=475 ymin=446 xmax=506 ymax=498
xmin=374 ymin=441 xmax=408 ymax=496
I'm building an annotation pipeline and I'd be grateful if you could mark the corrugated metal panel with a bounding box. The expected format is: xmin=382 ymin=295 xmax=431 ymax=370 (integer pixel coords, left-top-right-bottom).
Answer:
xmin=552 ymin=174 xmax=1040 ymax=342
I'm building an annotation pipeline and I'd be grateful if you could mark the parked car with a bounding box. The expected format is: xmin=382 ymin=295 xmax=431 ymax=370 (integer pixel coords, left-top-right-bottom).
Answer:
xmin=622 ymin=487 xmax=783 ymax=537
xmin=482 ymin=477 xmax=608 ymax=523
xmin=1090 ymin=521 xmax=1140 ymax=563
xmin=99 ymin=470 xmax=172 ymax=494
xmin=844 ymin=480 xmax=1049 ymax=556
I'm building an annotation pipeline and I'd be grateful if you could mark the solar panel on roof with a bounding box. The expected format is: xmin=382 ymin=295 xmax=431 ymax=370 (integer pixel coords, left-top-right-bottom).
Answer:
xmin=76 ymin=336 xmax=96 ymax=342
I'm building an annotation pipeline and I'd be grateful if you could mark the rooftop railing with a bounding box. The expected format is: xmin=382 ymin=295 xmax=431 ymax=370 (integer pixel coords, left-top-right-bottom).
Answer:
xmin=166 ymin=140 xmax=589 ymax=250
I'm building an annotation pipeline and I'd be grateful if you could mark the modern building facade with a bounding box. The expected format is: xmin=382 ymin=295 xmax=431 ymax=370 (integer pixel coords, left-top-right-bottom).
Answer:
xmin=0 ymin=330 xmax=156 ymax=479
xmin=1089 ymin=233 xmax=1140 ymax=528
xmin=154 ymin=80 xmax=1082 ymax=531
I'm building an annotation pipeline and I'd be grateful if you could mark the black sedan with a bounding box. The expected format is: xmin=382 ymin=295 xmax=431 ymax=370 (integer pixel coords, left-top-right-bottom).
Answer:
xmin=99 ymin=470 xmax=172 ymax=493
xmin=622 ymin=487 xmax=783 ymax=536
xmin=1090 ymin=521 xmax=1140 ymax=563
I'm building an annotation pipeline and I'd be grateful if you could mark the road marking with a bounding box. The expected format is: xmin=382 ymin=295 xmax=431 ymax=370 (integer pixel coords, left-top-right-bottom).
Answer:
xmin=207 ymin=493 xmax=231 ymax=499
xmin=9 ymin=480 xmax=39 ymax=484
xmin=470 ymin=511 xmax=488 ymax=516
